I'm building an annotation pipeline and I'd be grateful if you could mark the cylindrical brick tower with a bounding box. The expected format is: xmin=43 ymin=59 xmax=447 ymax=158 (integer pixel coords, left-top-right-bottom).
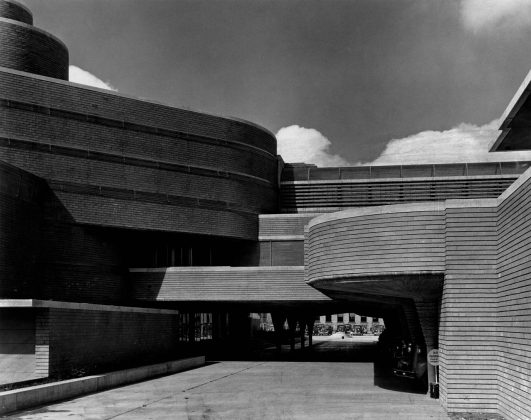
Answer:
xmin=0 ymin=0 xmax=68 ymax=79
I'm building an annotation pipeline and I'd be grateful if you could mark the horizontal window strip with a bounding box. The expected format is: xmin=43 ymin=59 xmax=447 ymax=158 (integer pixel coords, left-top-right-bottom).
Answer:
xmin=0 ymin=98 xmax=276 ymax=160
xmin=0 ymin=135 xmax=273 ymax=187
xmin=280 ymin=180 xmax=514 ymax=209
xmin=282 ymin=162 xmax=530 ymax=181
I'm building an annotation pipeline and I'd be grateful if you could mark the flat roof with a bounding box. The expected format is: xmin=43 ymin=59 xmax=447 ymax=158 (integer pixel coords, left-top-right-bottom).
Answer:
xmin=490 ymin=69 xmax=531 ymax=151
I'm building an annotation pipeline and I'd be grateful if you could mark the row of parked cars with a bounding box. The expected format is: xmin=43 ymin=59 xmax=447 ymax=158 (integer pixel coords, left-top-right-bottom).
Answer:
xmin=312 ymin=323 xmax=383 ymax=336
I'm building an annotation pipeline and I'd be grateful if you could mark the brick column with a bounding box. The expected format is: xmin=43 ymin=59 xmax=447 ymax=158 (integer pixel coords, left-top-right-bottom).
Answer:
xmin=414 ymin=299 xmax=439 ymax=388
xmin=188 ymin=312 xmax=195 ymax=343
xmin=306 ymin=319 xmax=315 ymax=348
xmin=286 ymin=316 xmax=297 ymax=352
xmin=271 ymin=312 xmax=286 ymax=352
xmin=35 ymin=309 xmax=50 ymax=378
xmin=298 ymin=320 xmax=305 ymax=349
xmin=402 ymin=301 xmax=423 ymax=345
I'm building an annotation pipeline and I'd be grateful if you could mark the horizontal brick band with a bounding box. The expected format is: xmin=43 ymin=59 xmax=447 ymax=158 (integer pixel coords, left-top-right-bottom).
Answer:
xmin=0 ymin=135 xmax=273 ymax=188
xmin=49 ymin=180 xmax=257 ymax=217
xmin=0 ymin=98 xmax=276 ymax=161
xmin=0 ymin=19 xmax=68 ymax=79
xmin=0 ymin=0 xmax=32 ymax=24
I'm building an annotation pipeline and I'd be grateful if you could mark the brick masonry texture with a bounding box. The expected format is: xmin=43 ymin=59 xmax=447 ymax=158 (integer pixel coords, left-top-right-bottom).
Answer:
xmin=439 ymin=205 xmax=499 ymax=414
xmin=0 ymin=162 xmax=43 ymax=298
xmin=259 ymin=214 xmax=317 ymax=237
xmin=35 ymin=308 xmax=181 ymax=377
xmin=0 ymin=69 xmax=276 ymax=156
xmin=496 ymin=176 xmax=531 ymax=420
xmin=0 ymin=0 xmax=33 ymax=25
xmin=0 ymin=20 xmax=67 ymax=79
xmin=2 ymin=4 xmax=531 ymax=417
xmin=306 ymin=209 xmax=446 ymax=280
xmin=0 ymin=69 xmax=278 ymax=241
xmin=0 ymin=309 xmax=36 ymax=384
xmin=303 ymin=188 xmax=531 ymax=418
xmin=131 ymin=267 xmax=329 ymax=304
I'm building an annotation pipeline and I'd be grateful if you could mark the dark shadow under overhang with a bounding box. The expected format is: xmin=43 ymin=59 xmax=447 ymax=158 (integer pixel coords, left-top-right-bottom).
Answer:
xmin=490 ymin=70 xmax=531 ymax=151
xmin=308 ymin=272 xmax=444 ymax=301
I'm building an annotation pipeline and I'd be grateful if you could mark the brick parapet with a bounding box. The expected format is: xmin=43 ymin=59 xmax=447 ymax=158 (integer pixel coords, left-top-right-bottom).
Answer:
xmin=0 ymin=19 xmax=68 ymax=79
xmin=0 ymin=0 xmax=32 ymax=24
xmin=0 ymin=69 xmax=279 ymax=240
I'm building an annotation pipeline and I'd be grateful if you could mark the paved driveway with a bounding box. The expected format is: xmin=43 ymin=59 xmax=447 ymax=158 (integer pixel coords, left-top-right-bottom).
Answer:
xmin=7 ymin=341 xmax=449 ymax=420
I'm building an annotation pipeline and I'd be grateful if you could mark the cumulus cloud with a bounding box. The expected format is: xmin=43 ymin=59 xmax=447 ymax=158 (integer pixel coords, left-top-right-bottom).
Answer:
xmin=69 ymin=65 xmax=116 ymax=91
xmin=367 ymin=119 xmax=531 ymax=166
xmin=276 ymin=125 xmax=350 ymax=167
xmin=460 ymin=0 xmax=531 ymax=32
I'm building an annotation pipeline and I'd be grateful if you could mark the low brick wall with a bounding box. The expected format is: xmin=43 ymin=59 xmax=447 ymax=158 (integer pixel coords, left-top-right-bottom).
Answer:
xmin=0 ymin=356 xmax=205 ymax=415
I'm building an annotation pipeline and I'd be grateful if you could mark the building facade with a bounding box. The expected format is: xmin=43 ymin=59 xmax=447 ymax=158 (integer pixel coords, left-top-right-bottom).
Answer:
xmin=0 ymin=1 xmax=530 ymax=418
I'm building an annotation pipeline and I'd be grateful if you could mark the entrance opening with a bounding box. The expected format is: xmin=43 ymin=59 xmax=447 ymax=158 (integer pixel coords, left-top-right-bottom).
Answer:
xmin=193 ymin=310 xmax=428 ymax=395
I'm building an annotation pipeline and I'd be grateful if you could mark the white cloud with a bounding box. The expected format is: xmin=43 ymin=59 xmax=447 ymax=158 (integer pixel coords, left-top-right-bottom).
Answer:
xmin=367 ymin=119 xmax=531 ymax=166
xmin=69 ymin=65 xmax=116 ymax=91
xmin=460 ymin=0 xmax=531 ymax=32
xmin=276 ymin=125 xmax=350 ymax=167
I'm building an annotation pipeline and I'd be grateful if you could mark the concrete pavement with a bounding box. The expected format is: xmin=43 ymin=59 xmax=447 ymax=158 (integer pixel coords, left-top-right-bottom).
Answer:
xmin=7 ymin=340 xmax=449 ymax=420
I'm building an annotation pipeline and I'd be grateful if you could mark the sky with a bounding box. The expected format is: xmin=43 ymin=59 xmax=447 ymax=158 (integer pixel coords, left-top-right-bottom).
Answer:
xmin=23 ymin=0 xmax=531 ymax=166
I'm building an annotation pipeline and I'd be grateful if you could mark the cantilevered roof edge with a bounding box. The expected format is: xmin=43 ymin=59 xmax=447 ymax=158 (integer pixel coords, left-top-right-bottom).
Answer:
xmin=490 ymin=69 xmax=531 ymax=152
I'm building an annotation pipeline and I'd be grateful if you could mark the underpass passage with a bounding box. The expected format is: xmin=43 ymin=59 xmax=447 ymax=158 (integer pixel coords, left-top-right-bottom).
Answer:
xmin=8 ymin=358 xmax=448 ymax=420
xmin=205 ymin=333 xmax=429 ymax=396
xmin=206 ymin=333 xmax=380 ymax=362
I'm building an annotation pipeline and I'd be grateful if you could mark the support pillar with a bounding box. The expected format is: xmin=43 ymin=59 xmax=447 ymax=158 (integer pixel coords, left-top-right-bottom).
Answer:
xmin=287 ymin=316 xmax=297 ymax=352
xmin=188 ymin=312 xmax=196 ymax=343
xmin=306 ymin=319 xmax=315 ymax=348
xmin=271 ymin=312 xmax=286 ymax=352
xmin=414 ymin=299 xmax=440 ymax=394
xmin=299 ymin=320 xmax=305 ymax=349
xmin=35 ymin=308 xmax=50 ymax=378
xmin=212 ymin=311 xmax=220 ymax=341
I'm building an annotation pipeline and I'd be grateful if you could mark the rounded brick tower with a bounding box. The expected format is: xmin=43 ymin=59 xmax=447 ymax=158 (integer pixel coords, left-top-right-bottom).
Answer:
xmin=0 ymin=0 xmax=68 ymax=79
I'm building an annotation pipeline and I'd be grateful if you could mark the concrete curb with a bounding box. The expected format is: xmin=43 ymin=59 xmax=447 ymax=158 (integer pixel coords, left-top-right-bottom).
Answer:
xmin=0 ymin=356 xmax=205 ymax=416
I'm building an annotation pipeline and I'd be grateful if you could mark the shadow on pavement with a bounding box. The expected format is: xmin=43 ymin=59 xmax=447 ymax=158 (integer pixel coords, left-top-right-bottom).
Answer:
xmin=206 ymin=337 xmax=377 ymax=362
xmin=204 ymin=337 xmax=427 ymax=394
xmin=373 ymin=359 xmax=427 ymax=394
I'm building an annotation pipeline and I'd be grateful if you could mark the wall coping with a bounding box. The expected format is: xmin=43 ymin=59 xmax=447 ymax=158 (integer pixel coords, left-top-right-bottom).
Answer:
xmin=281 ymin=174 xmax=519 ymax=185
xmin=498 ymin=166 xmax=531 ymax=202
xmin=0 ymin=66 xmax=276 ymax=141
xmin=0 ymin=299 xmax=180 ymax=314
xmin=259 ymin=213 xmax=322 ymax=219
xmin=444 ymin=198 xmax=499 ymax=208
xmin=0 ymin=17 xmax=67 ymax=51
xmin=0 ymin=356 xmax=205 ymax=416
xmin=1 ymin=0 xmax=32 ymax=17
xmin=307 ymin=202 xmax=446 ymax=228
xmin=129 ymin=266 xmax=305 ymax=273
xmin=307 ymin=199 xmax=499 ymax=229
xmin=258 ymin=235 xmax=305 ymax=241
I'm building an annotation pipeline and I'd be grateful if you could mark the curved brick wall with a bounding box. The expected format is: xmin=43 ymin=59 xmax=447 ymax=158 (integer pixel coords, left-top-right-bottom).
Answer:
xmin=0 ymin=0 xmax=32 ymax=24
xmin=0 ymin=162 xmax=43 ymax=298
xmin=0 ymin=69 xmax=278 ymax=240
xmin=306 ymin=203 xmax=446 ymax=284
xmin=0 ymin=18 xmax=68 ymax=79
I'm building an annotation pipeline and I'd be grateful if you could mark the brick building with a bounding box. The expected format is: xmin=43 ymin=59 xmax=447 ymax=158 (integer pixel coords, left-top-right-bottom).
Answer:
xmin=0 ymin=1 xmax=530 ymax=418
